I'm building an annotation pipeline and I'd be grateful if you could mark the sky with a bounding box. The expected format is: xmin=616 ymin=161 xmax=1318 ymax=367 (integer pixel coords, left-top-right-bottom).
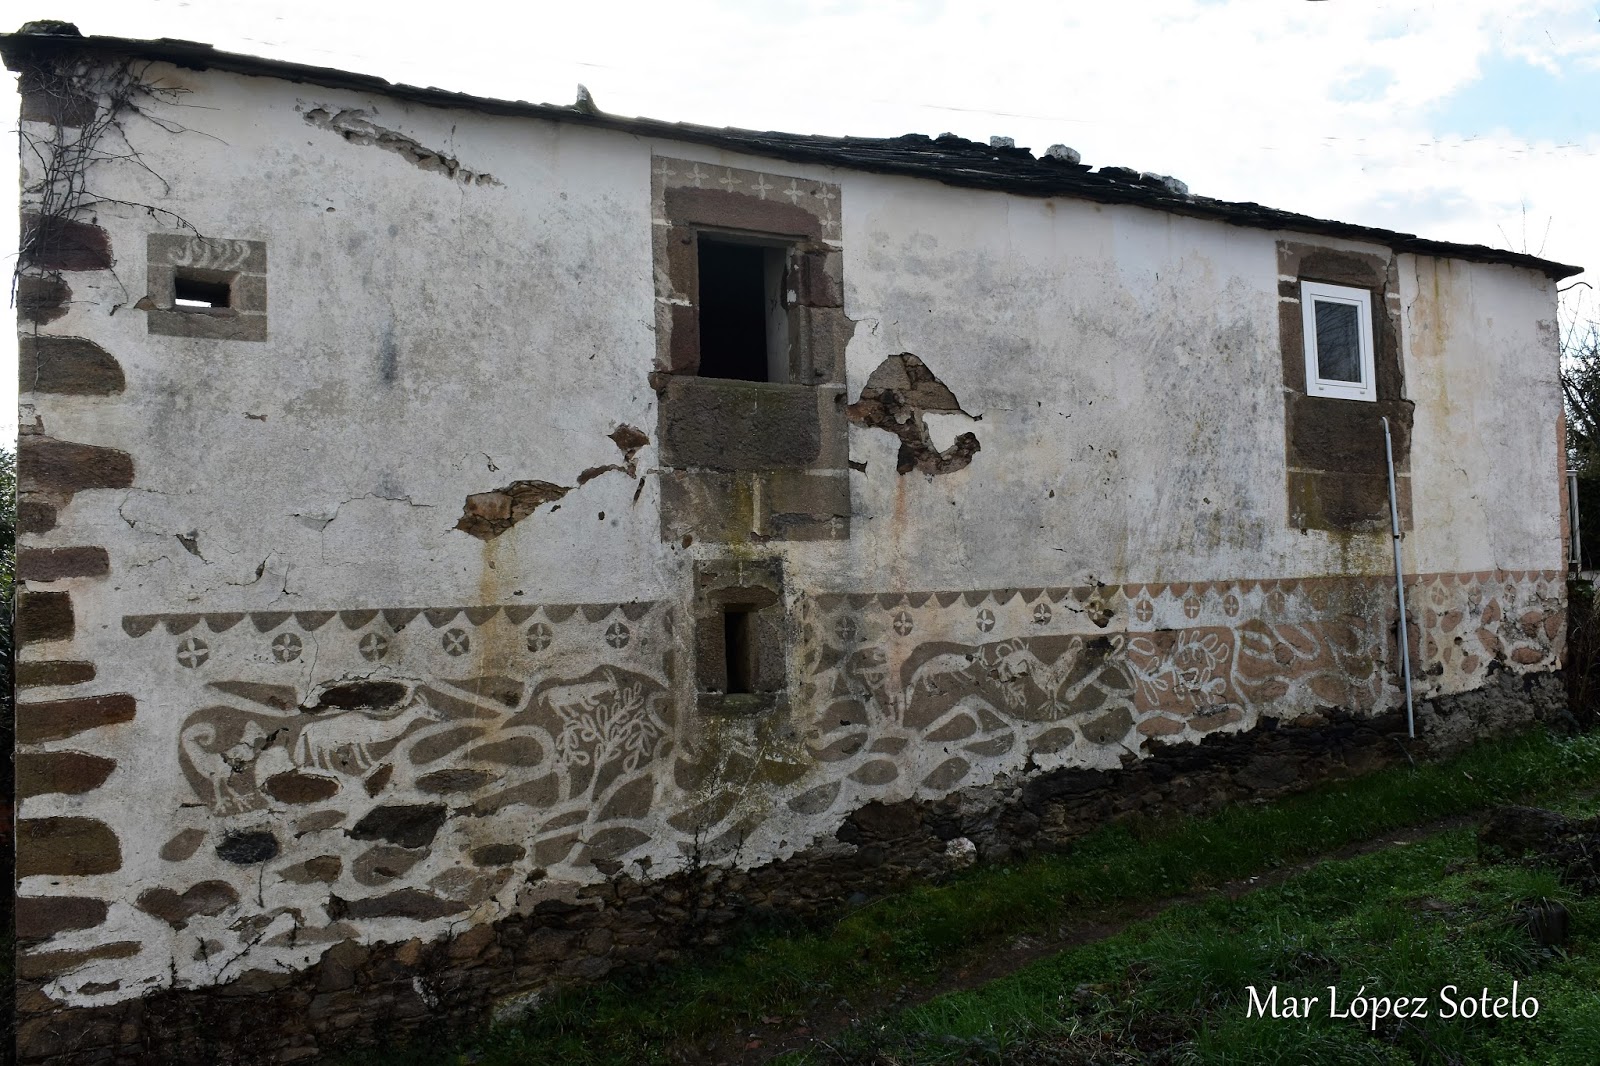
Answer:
xmin=5 ymin=0 xmax=1599 ymax=442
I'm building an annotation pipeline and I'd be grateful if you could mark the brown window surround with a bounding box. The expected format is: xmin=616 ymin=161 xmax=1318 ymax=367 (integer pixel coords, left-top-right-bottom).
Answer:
xmin=693 ymin=557 xmax=789 ymax=717
xmin=650 ymin=156 xmax=854 ymax=544
xmin=1277 ymin=240 xmax=1414 ymax=533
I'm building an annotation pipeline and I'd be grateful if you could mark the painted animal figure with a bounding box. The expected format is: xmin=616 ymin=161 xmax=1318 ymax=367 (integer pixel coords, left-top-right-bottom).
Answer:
xmin=294 ymin=698 xmax=430 ymax=773
xmin=902 ymin=651 xmax=984 ymax=703
xmin=179 ymin=719 xmax=275 ymax=814
xmin=542 ymin=675 xmax=619 ymax=721
xmin=987 ymin=639 xmax=1081 ymax=712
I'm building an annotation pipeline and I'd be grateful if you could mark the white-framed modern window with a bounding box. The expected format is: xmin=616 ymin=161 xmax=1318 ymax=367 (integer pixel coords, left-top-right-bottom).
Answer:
xmin=1300 ymin=281 xmax=1376 ymax=402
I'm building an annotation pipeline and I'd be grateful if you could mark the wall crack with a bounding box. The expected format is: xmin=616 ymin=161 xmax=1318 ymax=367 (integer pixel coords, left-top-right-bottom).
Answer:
xmin=303 ymin=106 xmax=501 ymax=186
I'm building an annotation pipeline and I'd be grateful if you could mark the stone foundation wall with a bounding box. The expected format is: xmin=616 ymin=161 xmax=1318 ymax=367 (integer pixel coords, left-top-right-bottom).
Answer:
xmin=14 ymin=669 xmax=1566 ymax=1065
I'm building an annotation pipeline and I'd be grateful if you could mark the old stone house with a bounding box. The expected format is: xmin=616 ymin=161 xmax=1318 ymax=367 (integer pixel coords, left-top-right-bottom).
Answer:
xmin=7 ymin=21 xmax=1581 ymax=1064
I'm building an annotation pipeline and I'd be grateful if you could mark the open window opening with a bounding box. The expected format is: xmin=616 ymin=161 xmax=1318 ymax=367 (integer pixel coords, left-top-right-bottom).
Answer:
xmin=697 ymin=236 xmax=789 ymax=382
xmin=1300 ymin=280 xmax=1375 ymax=402
xmin=173 ymin=271 xmax=233 ymax=311
xmin=723 ymin=605 xmax=756 ymax=694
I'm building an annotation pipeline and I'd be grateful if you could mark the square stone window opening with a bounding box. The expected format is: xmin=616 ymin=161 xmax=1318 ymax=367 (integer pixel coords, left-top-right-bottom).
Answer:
xmin=145 ymin=233 xmax=268 ymax=342
xmin=1300 ymin=280 xmax=1376 ymax=403
xmin=653 ymin=157 xmax=854 ymax=544
xmin=173 ymin=269 xmax=234 ymax=310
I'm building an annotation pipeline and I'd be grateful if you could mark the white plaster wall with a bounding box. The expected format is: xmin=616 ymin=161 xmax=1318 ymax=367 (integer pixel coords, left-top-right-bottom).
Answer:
xmin=1400 ymin=255 xmax=1564 ymax=576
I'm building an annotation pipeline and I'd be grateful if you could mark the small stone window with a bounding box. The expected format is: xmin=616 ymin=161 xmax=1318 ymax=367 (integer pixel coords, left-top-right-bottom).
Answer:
xmin=145 ymin=234 xmax=267 ymax=342
xmin=173 ymin=271 xmax=233 ymax=310
xmin=1300 ymin=280 xmax=1375 ymax=402
xmin=694 ymin=558 xmax=788 ymax=716
xmin=1277 ymin=241 xmax=1412 ymax=532
xmin=722 ymin=605 xmax=757 ymax=694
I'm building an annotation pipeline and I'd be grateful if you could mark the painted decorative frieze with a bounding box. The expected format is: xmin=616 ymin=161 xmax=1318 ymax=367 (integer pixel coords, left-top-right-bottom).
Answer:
xmin=16 ymin=570 xmax=1563 ymax=1008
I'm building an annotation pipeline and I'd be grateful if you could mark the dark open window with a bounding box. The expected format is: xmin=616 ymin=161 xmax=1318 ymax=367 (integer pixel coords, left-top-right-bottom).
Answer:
xmin=697 ymin=236 xmax=788 ymax=382
xmin=174 ymin=272 xmax=232 ymax=310
xmin=723 ymin=606 xmax=755 ymax=694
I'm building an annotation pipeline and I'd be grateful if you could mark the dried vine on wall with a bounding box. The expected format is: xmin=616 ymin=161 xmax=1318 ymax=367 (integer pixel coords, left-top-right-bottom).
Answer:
xmin=13 ymin=49 xmax=200 ymax=317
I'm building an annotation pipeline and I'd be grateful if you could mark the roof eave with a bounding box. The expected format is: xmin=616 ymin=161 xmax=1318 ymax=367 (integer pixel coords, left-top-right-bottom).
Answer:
xmin=1 ymin=27 xmax=1583 ymax=282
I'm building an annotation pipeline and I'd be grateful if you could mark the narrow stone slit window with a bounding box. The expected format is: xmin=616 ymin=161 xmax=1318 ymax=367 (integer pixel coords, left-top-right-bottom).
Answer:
xmin=173 ymin=272 xmax=232 ymax=310
xmin=723 ymin=606 xmax=756 ymax=694
xmin=697 ymin=236 xmax=788 ymax=382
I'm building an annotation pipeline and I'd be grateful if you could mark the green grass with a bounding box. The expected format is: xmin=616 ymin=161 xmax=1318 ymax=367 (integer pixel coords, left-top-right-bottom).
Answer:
xmin=344 ymin=728 xmax=1600 ymax=1065
xmin=810 ymin=813 xmax=1600 ymax=1064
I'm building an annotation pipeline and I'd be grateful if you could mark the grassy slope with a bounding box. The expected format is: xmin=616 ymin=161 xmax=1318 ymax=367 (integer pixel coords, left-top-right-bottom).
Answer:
xmin=813 ymin=819 xmax=1600 ymax=1064
xmin=349 ymin=729 xmax=1600 ymax=1065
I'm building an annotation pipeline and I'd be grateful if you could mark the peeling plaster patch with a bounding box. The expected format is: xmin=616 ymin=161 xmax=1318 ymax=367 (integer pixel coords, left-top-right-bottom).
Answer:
xmin=455 ymin=480 xmax=570 ymax=540
xmin=303 ymin=107 xmax=502 ymax=186
xmin=922 ymin=411 xmax=972 ymax=454
xmin=848 ymin=353 xmax=982 ymax=475
xmin=609 ymin=424 xmax=649 ymax=463
xmin=578 ymin=426 xmax=652 ymax=486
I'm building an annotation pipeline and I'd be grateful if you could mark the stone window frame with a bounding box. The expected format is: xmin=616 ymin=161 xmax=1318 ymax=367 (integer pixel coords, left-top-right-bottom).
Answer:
xmin=144 ymin=234 xmax=268 ymax=342
xmin=651 ymin=156 xmax=854 ymax=545
xmin=1299 ymin=280 xmax=1376 ymax=403
xmin=649 ymin=157 xmax=845 ymax=386
xmin=1277 ymin=240 xmax=1413 ymax=533
xmin=693 ymin=557 xmax=789 ymax=717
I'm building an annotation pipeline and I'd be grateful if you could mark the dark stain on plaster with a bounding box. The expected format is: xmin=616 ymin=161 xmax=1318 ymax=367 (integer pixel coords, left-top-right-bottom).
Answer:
xmin=20 ymin=437 xmax=135 ymax=500
xmin=14 ymin=896 xmax=107 ymax=941
xmin=21 ymin=213 xmax=112 ymax=271
xmin=455 ymin=480 xmax=570 ymax=540
xmin=304 ymin=107 xmax=502 ymax=186
xmin=848 ymin=353 xmax=981 ymax=475
xmin=378 ymin=326 xmax=398 ymax=384
xmin=136 ymin=881 xmax=239 ymax=929
xmin=18 ymin=500 xmax=58 ymax=535
xmin=19 ymin=335 xmax=125 ymax=395
xmin=17 ymin=275 xmax=71 ymax=325
xmin=328 ymin=888 xmax=468 ymax=921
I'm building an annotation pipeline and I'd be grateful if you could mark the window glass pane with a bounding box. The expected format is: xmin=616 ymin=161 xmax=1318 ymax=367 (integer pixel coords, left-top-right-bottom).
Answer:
xmin=1314 ymin=299 xmax=1361 ymax=383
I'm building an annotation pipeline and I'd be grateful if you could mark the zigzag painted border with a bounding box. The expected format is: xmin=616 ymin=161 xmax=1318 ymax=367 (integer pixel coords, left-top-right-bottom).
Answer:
xmin=120 ymin=600 xmax=664 ymax=638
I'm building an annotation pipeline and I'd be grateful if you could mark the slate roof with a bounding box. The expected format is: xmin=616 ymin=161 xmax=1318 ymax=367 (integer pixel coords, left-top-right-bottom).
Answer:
xmin=2 ymin=22 xmax=1582 ymax=281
